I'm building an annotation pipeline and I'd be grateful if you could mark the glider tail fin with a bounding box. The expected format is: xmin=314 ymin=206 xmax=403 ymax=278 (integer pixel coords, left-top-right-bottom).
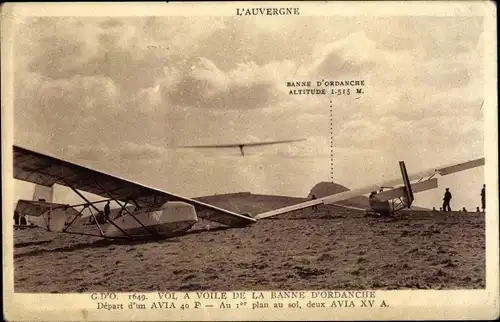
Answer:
xmin=399 ymin=161 xmax=414 ymax=208
xmin=22 ymin=184 xmax=58 ymax=229
xmin=32 ymin=184 xmax=54 ymax=202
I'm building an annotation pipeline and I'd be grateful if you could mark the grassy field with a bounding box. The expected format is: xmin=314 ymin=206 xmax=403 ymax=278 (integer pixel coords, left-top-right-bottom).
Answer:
xmin=13 ymin=193 xmax=484 ymax=292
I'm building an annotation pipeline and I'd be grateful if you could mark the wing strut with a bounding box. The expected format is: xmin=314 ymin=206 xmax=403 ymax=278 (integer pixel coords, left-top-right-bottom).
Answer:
xmin=66 ymin=182 xmax=131 ymax=239
xmin=62 ymin=206 xmax=86 ymax=233
xmin=93 ymin=180 xmax=160 ymax=238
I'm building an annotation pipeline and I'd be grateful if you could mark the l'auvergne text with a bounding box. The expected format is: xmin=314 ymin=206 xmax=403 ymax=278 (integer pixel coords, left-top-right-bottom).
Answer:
xmin=236 ymin=8 xmax=300 ymax=16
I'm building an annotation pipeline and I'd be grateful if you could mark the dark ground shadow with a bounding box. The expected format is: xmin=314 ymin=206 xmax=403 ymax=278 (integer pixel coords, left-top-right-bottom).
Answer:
xmin=14 ymin=240 xmax=53 ymax=248
xmin=14 ymin=226 xmax=231 ymax=259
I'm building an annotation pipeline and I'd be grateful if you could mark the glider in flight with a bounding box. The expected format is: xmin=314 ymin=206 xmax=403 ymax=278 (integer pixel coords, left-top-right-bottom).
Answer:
xmin=179 ymin=138 xmax=307 ymax=157
xmin=12 ymin=145 xmax=484 ymax=240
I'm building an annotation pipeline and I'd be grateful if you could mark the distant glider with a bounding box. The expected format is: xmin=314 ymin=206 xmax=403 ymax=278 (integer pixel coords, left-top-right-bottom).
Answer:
xmin=179 ymin=138 xmax=307 ymax=157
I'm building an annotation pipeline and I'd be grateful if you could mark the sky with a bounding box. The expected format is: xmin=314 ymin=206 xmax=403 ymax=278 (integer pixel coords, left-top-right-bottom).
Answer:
xmin=11 ymin=13 xmax=487 ymax=210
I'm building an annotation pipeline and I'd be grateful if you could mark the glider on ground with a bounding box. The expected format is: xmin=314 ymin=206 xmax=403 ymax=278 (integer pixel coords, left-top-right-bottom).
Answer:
xmin=255 ymin=158 xmax=485 ymax=219
xmin=12 ymin=145 xmax=484 ymax=239
xmin=13 ymin=145 xmax=256 ymax=239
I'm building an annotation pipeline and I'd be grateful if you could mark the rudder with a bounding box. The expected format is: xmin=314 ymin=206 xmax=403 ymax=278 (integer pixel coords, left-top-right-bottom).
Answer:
xmin=32 ymin=184 xmax=54 ymax=202
xmin=399 ymin=161 xmax=414 ymax=207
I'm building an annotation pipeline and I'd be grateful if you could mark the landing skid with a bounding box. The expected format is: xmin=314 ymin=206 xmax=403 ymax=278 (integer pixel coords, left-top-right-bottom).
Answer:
xmin=364 ymin=211 xmax=382 ymax=218
xmin=14 ymin=224 xmax=38 ymax=230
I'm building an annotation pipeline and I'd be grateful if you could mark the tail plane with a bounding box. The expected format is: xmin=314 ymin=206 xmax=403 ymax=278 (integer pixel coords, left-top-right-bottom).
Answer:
xmin=15 ymin=184 xmax=68 ymax=231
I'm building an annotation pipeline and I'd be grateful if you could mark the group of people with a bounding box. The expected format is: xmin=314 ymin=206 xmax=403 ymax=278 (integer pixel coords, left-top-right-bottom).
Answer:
xmin=437 ymin=184 xmax=486 ymax=212
xmin=13 ymin=211 xmax=29 ymax=229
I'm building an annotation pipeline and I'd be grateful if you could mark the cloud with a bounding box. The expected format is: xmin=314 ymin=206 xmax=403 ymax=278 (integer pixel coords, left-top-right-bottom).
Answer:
xmin=67 ymin=141 xmax=172 ymax=163
xmin=18 ymin=16 xmax=226 ymax=82
xmin=118 ymin=142 xmax=169 ymax=160
xmin=162 ymin=58 xmax=293 ymax=110
xmin=307 ymin=27 xmax=485 ymax=176
xmin=307 ymin=32 xmax=378 ymax=79
xmin=20 ymin=18 xmax=102 ymax=79
xmin=364 ymin=16 xmax=483 ymax=59
xmin=14 ymin=72 xmax=121 ymax=150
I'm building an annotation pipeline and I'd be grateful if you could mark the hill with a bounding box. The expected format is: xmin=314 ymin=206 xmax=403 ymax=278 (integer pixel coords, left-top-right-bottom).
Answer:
xmin=195 ymin=192 xmax=306 ymax=215
xmin=308 ymin=181 xmax=370 ymax=209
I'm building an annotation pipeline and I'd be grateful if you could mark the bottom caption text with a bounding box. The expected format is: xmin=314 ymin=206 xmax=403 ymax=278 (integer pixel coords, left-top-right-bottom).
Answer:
xmin=91 ymin=291 xmax=390 ymax=312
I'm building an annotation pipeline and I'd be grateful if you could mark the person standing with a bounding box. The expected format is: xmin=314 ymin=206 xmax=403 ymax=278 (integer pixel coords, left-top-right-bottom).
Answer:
xmin=13 ymin=211 xmax=20 ymax=230
xmin=311 ymin=194 xmax=318 ymax=212
xmin=104 ymin=201 xmax=111 ymax=220
xmin=442 ymin=188 xmax=452 ymax=212
xmin=481 ymin=184 xmax=486 ymax=211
